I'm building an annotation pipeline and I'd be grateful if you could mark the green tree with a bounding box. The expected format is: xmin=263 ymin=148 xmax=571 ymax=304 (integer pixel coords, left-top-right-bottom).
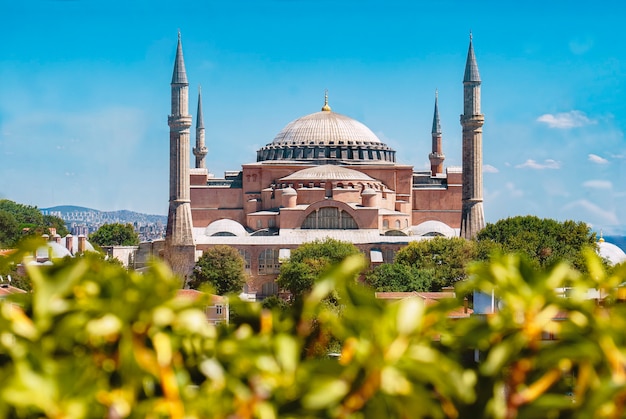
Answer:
xmin=42 ymin=214 xmax=69 ymax=237
xmin=0 ymin=199 xmax=44 ymax=226
xmin=276 ymin=238 xmax=361 ymax=298
xmin=365 ymin=263 xmax=433 ymax=292
xmin=189 ymin=245 xmax=246 ymax=295
xmin=89 ymin=222 xmax=139 ymax=246
xmin=0 ymin=200 xmax=71 ymax=244
xmin=0 ymin=211 xmax=19 ymax=247
xmin=391 ymin=236 xmax=477 ymax=290
xmin=476 ymin=215 xmax=596 ymax=271
xmin=0 ymin=200 xmax=68 ymax=244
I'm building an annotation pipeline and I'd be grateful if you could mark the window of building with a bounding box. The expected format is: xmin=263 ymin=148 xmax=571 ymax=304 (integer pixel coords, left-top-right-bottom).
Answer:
xmin=238 ymin=249 xmax=251 ymax=274
xmin=258 ymin=249 xmax=280 ymax=275
xmin=302 ymin=207 xmax=357 ymax=229
xmin=383 ymin=248 xmax=396 ymax=263
xmin=395 ymin=220 xmax=401 ymax=229
xmin=383 ymin=219 xmax=389 ymax=229
xmin=216 ymin=305 xmax=223 ymax=315
xmin=262 ymin=281 xmax=279 ymax=296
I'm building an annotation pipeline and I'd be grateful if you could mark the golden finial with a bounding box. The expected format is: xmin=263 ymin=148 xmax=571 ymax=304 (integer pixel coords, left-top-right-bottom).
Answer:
xmin=321 ymin=89 xmax=332 ymax=112
xmin=599 ymin=229 xmax=605 ymax=243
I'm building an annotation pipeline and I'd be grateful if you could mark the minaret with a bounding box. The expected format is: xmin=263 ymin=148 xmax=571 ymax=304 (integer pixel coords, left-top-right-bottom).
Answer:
xmin=460 ymin=34 xmax=485 ymax=239
xmin=165 ymin=32 xmax=196 ymax=280
xmin=428 ymin=90 xmax=445 ymax=176
xmin=193 ymin=86 xmax=208 ymax=169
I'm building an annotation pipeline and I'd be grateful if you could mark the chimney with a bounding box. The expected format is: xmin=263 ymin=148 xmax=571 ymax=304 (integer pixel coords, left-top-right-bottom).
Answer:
xmin=65 ymin=234 xmax=73 ymax=255
xmin=78 ymin=235 xmax=86 ymax=254
xmin=54 ymin=234 xmax=62 ymax=245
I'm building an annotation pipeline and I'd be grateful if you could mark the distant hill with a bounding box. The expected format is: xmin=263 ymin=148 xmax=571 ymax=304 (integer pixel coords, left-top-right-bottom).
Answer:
xmin=42 ymin=205 xmax=98 ymax=213
xmin=41 ymin=206 xmax=167 ymax=225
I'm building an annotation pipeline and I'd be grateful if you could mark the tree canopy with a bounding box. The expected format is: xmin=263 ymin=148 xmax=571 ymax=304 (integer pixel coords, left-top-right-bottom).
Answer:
xmin=366 ymin=237 xmax=477 ymax=292
xmin=189 ymin=245 xmax=246 ymax=295
xmin=276 ymin=238 xmax=361 ymax=299
xmin=365 ymin=263 xmax=432 ymax=292
xmin=89 ymin=222 xmax=139 ymax=246
xmin=0 ymin=199 xmax=68 ymax=247
xmin=367 ymin=217 xmax=599 ymax=293
xmin=476 ymin=215 xmax=596 ymax=271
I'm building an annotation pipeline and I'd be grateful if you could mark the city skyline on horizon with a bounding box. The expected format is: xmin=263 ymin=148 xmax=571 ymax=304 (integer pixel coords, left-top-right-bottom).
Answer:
xmin=2 ymin=1 xmax=625 ymax=234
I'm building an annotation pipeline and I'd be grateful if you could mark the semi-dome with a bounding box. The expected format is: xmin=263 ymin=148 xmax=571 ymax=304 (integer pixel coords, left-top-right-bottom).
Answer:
xmin=257 ymin=97 xmax=396 ymax=165
xmin=280 ymin=165 xmax=377 ymax=182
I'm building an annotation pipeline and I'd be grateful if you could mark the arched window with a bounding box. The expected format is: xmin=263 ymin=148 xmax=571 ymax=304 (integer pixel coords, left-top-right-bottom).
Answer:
xmin=395 ymin=220 xmax=401 ymax=229
xmin=383 ymin=249 xmax=395 ymax=263
xmin=238 ymin=249 xmax=251 ymax=274
xmin=261 ymin=281 xmax=279 ymax=296
xmin=302 ymin=207 xmax=358 ymax=229
xmin=383 ymin=220 xmax=389 ymax=229
xmin=258 ymin=249 xmax=280 ymax=275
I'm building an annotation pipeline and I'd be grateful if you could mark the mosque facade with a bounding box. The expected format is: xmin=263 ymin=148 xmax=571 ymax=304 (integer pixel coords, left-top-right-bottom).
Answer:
xmin=164 ymin=34 xmax=485 ymax=298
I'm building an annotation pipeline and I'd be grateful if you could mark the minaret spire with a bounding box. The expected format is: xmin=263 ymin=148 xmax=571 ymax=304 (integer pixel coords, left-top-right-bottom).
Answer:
xmin=172 ymin=31 xmax=188 ymax=85
xmin=460 ymin=33 xmax=485 ymax=239
xmin=463 ymin=32 xmax=481 ymax=83
xmin=428 ymin=90 xmax=445 ymax=176
xmin=165 ymin=32 xmax=196 ymax=281
xmin=193 ymin=85 xmax=208 ymax=169
xmin=321 ymin=89 xmax=332 ymax=112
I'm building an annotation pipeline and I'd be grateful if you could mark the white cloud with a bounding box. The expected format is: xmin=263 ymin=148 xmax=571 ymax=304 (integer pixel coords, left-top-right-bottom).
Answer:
xmin=483 ymin=164 xmax=499 ymax=173
xmin=582 ymin=180 xmax=612 ymax=189
xmin=505 ymin=182 xmax=523 ymax=198
xmin=588 ymin=154 xmax=609 ymax=164
xmin=536 ymin=110 xmax=596 ymax=129
xmin=562 ymin=199 xmax=619 ymax=225
xmin=515 ymin=159 xmax=561 ymax=170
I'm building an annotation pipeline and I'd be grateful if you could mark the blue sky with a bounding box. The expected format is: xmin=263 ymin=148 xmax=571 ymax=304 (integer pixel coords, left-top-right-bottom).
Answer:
xmin=2 ymin=0 xmax=625 ymax=234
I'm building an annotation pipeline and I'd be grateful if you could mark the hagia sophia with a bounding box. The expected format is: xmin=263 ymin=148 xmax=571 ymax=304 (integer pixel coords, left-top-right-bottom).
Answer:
xmin=163 ymin=33 xmax=486 ymax=298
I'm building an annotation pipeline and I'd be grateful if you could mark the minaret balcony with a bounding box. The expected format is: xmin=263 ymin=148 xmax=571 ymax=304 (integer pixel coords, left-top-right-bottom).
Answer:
xmin=193 ymin=147 xmax=208 ymax=156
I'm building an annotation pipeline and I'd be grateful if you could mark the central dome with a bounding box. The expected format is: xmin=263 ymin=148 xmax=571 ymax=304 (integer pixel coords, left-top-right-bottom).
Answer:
xmin=271 ymin=111 xmax=383 ymax=146
xmin=257 ymin=100 xmax=396 ymax=165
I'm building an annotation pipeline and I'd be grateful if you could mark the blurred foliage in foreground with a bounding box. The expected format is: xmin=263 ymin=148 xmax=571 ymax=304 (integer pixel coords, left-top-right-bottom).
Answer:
xmin=1 ymin=240 xmax=626 ymax=418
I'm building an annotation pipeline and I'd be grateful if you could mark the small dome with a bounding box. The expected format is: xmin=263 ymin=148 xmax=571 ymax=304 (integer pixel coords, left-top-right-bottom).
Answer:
xmin=281 ymin=187 xmax=297 ymax=196
xmin=411 ymin=221 xmax=457 ymax=238
xmin=280 ymin=165 xmax=377 ymax=182
xmin=362 ymin=188 xmax=377 ymax=195
xmin=598 ymin=241 xmax=626 ymax=265
xmin=204 ymin=219 xmax=248 ymax=237
xmin=36 ymin=242 xmax=72 ymax=259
